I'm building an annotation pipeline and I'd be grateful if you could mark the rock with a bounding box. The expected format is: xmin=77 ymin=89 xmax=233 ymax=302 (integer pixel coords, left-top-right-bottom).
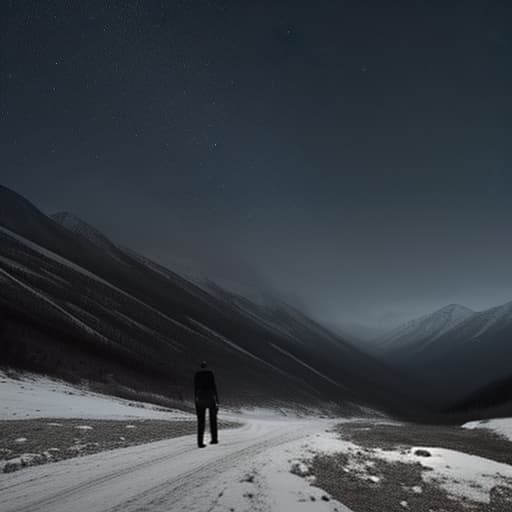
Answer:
xmin=3 ymin=461 xmax=21 ymax=473
xmin=290 ymin=461 xmax=310 ymax=477
xmin=414 ymin=449 xmax=431 ymax=457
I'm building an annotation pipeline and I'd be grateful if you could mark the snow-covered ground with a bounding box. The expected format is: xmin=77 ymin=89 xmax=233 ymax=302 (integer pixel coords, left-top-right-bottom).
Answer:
xmin=4 ymin=412 xmax=511 ymax=512
xmin=0 ymin=372 xmax=192 ymax=421
xmin=3 ymin=371 xmax=510 ymax=510
xmin=464 ymin=417 xmax=512 ymax=442
xmin=0 ymin=371 xmax=355 ymax=511
xmin=0 ymin=372 xmax=331 ymax=423
xmin=0 ymin=416 xmax=352 ymax=512
xmin=305 ymin=431 xmax=512 ymax=506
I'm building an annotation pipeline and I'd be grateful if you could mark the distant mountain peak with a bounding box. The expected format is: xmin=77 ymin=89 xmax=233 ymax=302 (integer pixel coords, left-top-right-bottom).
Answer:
xmin=378 ymin=302 xmax=475 ymax=352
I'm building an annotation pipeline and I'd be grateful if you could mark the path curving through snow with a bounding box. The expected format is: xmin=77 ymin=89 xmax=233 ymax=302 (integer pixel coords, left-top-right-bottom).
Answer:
xmin=0 ymin=417 xmax=352 ymax=512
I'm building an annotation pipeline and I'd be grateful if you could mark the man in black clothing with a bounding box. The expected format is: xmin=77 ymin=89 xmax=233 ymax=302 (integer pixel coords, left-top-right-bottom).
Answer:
xmin=194 ymin=361 xmax=219 ymax=448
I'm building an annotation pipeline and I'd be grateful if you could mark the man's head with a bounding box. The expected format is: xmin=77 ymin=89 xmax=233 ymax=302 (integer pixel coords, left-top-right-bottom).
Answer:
xmin=200 ymin=361 xmax=207 ymax=369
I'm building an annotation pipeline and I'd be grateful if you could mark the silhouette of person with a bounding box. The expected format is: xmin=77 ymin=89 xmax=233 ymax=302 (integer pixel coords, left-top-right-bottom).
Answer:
xmin=194 ymin=361 xmax=219 ymax=448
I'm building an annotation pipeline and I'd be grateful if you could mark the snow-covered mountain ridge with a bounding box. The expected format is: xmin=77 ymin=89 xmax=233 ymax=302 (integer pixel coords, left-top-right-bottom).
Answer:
xmin=379 ymin=299 xmax=512 ymax=403
xmin=378 ymin=304 xmax=475 ymax=352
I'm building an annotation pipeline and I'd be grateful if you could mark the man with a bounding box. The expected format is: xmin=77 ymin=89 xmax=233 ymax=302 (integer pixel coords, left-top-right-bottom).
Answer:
xmin=194 ymin=361 xmax=219 ymax=448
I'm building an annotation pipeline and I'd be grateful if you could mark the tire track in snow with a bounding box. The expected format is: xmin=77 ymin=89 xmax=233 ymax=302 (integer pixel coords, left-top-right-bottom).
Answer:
xmin=108 ymin=429 xmax=305 ymax=512
xmin=1 ymin=420 xmax=323 ymax=512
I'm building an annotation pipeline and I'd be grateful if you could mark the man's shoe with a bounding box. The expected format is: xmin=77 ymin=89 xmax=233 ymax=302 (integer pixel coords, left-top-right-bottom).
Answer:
xmin=198 ymin=443 xmax=206 ymax=448
xmin=210 ymin=440 xmax=218 ymax=444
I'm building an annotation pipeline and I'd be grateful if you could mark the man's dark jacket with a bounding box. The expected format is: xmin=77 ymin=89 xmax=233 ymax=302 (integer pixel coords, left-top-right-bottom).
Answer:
xmin=194 ymin=370 xmax=218 ymax=403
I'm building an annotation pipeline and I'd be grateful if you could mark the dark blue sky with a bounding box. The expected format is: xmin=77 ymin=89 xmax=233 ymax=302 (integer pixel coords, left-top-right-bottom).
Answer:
xmin=1 ymin=1 xmax=511 ymax=331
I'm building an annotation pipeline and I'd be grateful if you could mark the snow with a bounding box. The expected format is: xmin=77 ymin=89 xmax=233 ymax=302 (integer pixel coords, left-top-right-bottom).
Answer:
xmin=0 ymin=416 xmax=352 ymax=512
xmin=229 ymin=407 xmax=321 ymax=422
xmin=407 ymin=446 xmax=512 ymax=504
xmin=377 ymin=299 xmax=512 ymax=351
xmin=378 ymin=304 xmax=475 ymax=350
xmin=174 ymin=431 xmax=353 ymax=512
xmin=4 ymin=371 xmax=505 ymax=511
xmin=470 ymin=300 xmax=512 ymax=338
xmin=304 ymin=430 xmax=512 ymax=505
xmin=0 ymin=372 xmax=193 ymax=421
xmin=464 ymin=417 xmax=512 ymax=442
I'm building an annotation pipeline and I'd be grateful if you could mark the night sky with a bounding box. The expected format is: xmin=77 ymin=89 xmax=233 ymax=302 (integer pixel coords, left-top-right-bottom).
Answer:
xmin=1 ymin=1 xmax=511 ymax=333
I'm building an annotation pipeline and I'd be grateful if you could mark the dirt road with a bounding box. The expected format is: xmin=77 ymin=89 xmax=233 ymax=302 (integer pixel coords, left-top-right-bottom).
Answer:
xmin=0 ymin=417 xmax=346 ymax=512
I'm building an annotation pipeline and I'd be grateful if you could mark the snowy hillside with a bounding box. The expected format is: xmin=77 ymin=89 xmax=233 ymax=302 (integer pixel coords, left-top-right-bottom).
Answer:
xmin=379 ymin=300 xmax=512 ymax=405
xmin=0 ymin=371 xmax=193 ymax=421
xmin=468 ymin=300 xmax=512 ymax=339
xmin=464 ymin=417 xmax=512 ymax=442
xmin=378 ymin=304 xmax=474 ymax=353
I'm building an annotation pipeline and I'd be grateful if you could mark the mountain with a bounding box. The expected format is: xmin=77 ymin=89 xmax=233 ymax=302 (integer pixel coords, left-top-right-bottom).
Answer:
xmin=378 ymin=304 xmax=475 ymax=356
xmin=449 ymin=373 xmax=512 ymax=417
xmin=380 ymin=300 xmax=512 ymax=404
xmin=0 ymin=185 xmax=418 ymax=416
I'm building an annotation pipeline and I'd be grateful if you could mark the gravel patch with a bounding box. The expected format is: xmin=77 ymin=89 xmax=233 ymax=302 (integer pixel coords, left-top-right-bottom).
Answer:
xmin=312 ymin=453 xmax=469 ymax=512
xmin=0 ymin=417 xmax=240 ymax=473
xmin=305 ymin=422 xmax=512 ymax=512
xmin=336 ymin=422 xmax=512 ymax=466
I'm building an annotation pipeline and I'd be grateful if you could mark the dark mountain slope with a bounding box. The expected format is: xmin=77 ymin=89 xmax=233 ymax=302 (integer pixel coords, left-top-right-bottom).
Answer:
xmin=0 ymin=185 xmax=420 ymax=415
xmin=380 ymin=299 xmax=512 ymax=405
xmin=446 ymin=373 xmax=512 ymax=421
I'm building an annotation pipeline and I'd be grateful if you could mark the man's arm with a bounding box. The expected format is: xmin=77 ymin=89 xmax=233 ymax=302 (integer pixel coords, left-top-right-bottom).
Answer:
xmin=211 ymin=372 xmax=219 ymax=405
